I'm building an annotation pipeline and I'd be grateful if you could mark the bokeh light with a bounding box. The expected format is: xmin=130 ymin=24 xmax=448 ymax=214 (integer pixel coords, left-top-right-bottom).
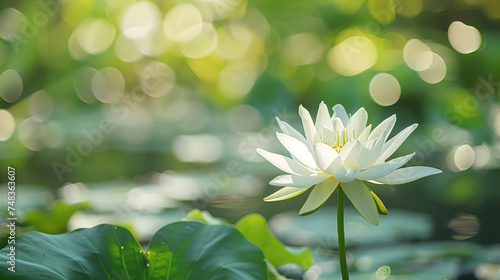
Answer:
xmin=450 ymin=144 xmax=475 ymax=171
xmin=68 ymin=29 xmax=88 ymax=60
xmin=60 ymin=183 xmax=88 ymax=204
xmin=369 ymin=73 xmax=401 ymax=106
xmin=0 ymin=109 xmax=15 ymax=141
xmin=448 ymin=21 xmax=481 ymax=54
xmin=396 ymin=0 xmax=423 ymax=17
xmin=76 ymin=19 xmax=116 ymax=55
xmin=18 ymin=117 xmax=43 ymax=151
xmin=489 ymin=105 xmax=500 ymax=136
xmin=0 ymin=8 xmax=24 ymax=41
xmin=472 ymin=144 xmax=490 ymax=169
xmin=327 ymin=36 xmax=378 ymax=76
xmin=417 ymin=53 xmax=447 ymax=84
xmin=137 ymin=61 xmax=176 ymax=98
xmin=172 ymin=134 xmax=223 ymax=163
xmin=178 ymin=22 xmax=218 ymax=59
xmin=403 ymin=39 xmax=433 ymax=71
xmin=74 ymin=67 xmax=98 ymax=104
xmin=114 ymin=35 xmax=143 ymax=63
xmin=0 ymin=69 xmax=23 ymax=103
xmin=91 ymin=67 xmax=125 ymax=103
xmin=120 ymin=1 xmax=161 ymax=39
xmin=134 ymin=27 xmax=169 ymax=57
xmin=127 ymin=187 xmax=169 ymax=213
xmin=158 ymin=172 xmax=201 ymax=201
xmin=476 ymin=263 xmax=500 ymax=279
xmin=282 ymin=33 xmax=324 ymax=66
xmin=216 ymin=23 xmax=253 ymax=61
xmin=217 ymin=62 xmax=259 ymax=98
xmin=368 ymin=0 xmax=395 ymax=24
xmin=163 ymin=3 xmax=203 ymax=42
xmin=28 ymin=90 xmax=54 ymax=122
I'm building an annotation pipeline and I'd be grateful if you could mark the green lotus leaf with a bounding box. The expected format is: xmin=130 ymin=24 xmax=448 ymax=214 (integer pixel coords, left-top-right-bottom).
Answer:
xmin=0 ymin=222 xmax=267 ymax=280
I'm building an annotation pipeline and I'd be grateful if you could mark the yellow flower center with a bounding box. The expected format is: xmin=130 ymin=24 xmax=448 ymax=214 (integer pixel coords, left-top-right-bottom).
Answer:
xmin=323 ymin=129 xmax=354 ymax=153
xmin=331 ymin=143 xmax=343 ymax=153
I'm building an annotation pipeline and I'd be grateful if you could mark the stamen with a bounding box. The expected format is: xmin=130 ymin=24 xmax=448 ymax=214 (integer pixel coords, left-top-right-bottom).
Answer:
xmin=329 ymin=129 xmax=357 ymax=153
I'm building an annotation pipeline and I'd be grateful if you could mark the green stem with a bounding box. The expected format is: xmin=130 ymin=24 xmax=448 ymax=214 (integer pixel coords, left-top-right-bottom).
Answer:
xmin=337 ymin=187 xmax=349 ymax=280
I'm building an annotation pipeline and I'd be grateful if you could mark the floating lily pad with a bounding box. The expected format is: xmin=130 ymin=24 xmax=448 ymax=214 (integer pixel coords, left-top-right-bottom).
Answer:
xmin=0 ymin=222 xmax=268 ymax=279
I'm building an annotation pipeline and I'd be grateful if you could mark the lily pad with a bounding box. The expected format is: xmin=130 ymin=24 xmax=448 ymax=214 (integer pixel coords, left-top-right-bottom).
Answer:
xmin=0 ymin=224 xmax=146 ymax=279
xmin=0 ymin=222 xmax=267 ymax=279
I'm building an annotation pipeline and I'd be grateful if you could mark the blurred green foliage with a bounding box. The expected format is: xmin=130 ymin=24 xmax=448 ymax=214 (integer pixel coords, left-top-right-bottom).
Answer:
xmin=23 ymin=200 xmax=90 ymax=234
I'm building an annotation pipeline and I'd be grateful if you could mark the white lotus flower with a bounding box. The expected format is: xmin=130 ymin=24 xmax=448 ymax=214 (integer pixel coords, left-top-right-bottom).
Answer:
xmin=257 ymin=102 xmax=441 ymax=225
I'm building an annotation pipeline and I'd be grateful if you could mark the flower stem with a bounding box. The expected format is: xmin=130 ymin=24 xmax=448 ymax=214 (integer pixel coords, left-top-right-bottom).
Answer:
xmin=337 ymin=187 xmax=349 ymax=280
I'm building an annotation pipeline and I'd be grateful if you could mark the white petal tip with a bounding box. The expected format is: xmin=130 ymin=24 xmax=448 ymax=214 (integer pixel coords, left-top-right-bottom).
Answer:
xmin=255 ymin=148 xmax=266 ymax=157
xmin=425 ymin=167 xmax=442 ymax=175
xmin=268 ymin=181 xmax=280 ymax=186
